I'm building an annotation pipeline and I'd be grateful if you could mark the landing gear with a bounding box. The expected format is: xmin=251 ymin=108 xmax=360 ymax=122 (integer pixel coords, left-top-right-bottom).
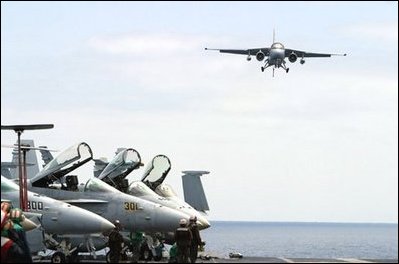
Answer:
xmin=51 ymin=252 xmax=66 ymax=263
xmin=281 ymin=61 xmax=289 ymax=73
xmin=261 ymin=59 xmax=271 ymax=73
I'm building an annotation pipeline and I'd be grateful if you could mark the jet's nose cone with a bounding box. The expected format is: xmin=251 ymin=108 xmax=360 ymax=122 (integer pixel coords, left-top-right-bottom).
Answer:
xmin=73 ymin=207 xmax=115 ymax=233
xmin=42 ymin=204 xmax=115 ymax=234
xmin=197 ymin=216 xmax=211 ymax=230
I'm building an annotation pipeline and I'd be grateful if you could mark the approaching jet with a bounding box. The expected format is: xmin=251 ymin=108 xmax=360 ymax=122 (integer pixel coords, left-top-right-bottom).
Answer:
xmin=1 ymin=176 xmax=115 ymax=262
xmin=205 ymin=30 xmax=346 ymax=76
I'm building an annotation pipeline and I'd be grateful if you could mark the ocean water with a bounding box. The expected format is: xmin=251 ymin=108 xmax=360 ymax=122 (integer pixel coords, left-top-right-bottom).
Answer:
xmin=200 ymin=221 xmax=398 ymax=259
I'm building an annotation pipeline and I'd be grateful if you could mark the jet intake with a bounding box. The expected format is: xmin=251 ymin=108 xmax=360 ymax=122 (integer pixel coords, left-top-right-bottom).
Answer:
xmin=256 ymin=51 xmax=265 ymax=61
xmin=288 ymin=53 xmax=297 ymax=63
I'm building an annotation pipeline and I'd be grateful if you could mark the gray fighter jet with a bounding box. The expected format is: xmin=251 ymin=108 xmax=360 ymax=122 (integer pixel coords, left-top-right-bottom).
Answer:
xmin=1 ymin=175 xmax=115 ymax=262
xmin=96 ymin=150 xmax=210 ymax=260
xmin=97 ymin=150 xmax=210 ymax=230
xmin=28 ymin=142 xmax=190 ymax=233
xmin=205 ymin=30 xmax=346 ymax=76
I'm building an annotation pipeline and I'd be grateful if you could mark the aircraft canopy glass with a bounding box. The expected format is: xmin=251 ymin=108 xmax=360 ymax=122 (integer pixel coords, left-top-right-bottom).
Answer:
xmin=1 ymin=176 xmax=19 ymax=192
xmin=84 ymin=177 xmax=119 ymax=193
xmin=141 ymin=155 xmax=171 ymax=190
xmin=271 ymin=42 xmax=284 ymax=49
xmin=98 ymin=149 xmax=141 ymax=181
xmin=128 ymin=181 xmax=157 ymax=197
xmin=31 ymin=142 xmax=93 ymax=187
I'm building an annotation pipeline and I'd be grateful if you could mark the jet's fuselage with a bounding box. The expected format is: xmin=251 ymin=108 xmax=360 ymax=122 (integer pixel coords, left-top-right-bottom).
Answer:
xmin=269 ymin=42 xmax=285 ymax=67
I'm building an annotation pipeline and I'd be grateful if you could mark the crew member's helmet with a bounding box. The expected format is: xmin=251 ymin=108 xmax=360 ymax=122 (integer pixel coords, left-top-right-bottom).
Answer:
xmin=179 ymin=218 xmax=187 ymax=227
xmin=114 ymin=220 xmax=121 ymax=230
xmin=189 ymin=215 xmax=197 ymax=222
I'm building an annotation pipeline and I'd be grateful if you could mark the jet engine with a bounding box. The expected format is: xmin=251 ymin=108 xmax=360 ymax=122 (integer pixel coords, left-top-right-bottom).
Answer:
xmin=256 ymin=51 xmax=265 ymax=61
xmin=288 ymin=53 xmax=297 ymax=63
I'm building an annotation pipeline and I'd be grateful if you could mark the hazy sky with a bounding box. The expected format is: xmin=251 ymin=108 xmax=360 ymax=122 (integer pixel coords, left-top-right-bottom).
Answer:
xmin=1 ymin=1 xmax=397 ymax=223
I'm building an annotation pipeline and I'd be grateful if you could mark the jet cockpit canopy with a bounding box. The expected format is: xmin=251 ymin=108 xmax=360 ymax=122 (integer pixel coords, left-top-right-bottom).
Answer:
xmin=141 ymin=155 xmax=171 ymax=191
xmin=271 ymin=42 xmax=284 ymax=49
xmin=97 ymin=148 xmax=141 ymax=192
xmin=98 ymin=148 xmax=141 ymax=182
xmin=31 ymin=142 xmax=92 ymax=187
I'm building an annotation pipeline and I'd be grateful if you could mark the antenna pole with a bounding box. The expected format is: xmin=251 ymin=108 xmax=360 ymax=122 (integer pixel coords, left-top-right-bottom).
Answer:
xmin=1 ymin=124 xmax=54 ymax=211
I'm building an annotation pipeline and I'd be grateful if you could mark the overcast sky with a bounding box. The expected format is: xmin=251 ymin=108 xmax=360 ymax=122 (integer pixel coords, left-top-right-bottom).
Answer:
xmin=1 ymin=1 xmax=397 ymax=223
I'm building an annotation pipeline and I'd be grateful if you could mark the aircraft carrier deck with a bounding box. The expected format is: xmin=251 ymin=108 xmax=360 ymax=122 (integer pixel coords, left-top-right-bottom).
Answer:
xmin=32 ymin=254 xmax=398 ymax=263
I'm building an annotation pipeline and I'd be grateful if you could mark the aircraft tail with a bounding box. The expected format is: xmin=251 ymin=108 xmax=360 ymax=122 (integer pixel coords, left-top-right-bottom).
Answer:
xmin=93 ymin=148 xmax=125 ymax=177
xmin=182 ymin=171 xmax=210 ymax=212
xmin=273 ymin=28 xmax=276 ymax=43
xmin=93 ymin=158 xmax=109 ymax=177
xmin=38 ymin=146 xmax=54 ymax=167
xmin=9 ymin=139 xmax=40 ymax=179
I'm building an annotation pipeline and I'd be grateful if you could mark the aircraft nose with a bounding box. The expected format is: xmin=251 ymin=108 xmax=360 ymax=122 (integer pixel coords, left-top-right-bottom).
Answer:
xmin=42 ymin=204 xmax=115 ymax=234
xmin=153 ymin=206 xmax=190 ymax=232
xmin=197 ymin=216 xmax=211 ymax=230
xmin=70 ymin=206 xmax=115 ymax=234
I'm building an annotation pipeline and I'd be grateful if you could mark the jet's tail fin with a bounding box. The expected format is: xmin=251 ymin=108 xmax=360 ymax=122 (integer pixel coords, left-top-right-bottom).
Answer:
xmin=38 ymin=146 xmax=54 ymax=167
xmin=182 ymin=171 xmax=210 ymax=212
xmin=93 ymin=157 xmax=109 ymax=177
xmin=9 ymin=139 xmax=40 ymax=179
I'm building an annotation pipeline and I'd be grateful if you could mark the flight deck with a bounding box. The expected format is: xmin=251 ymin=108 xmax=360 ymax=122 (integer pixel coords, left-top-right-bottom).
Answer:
xmin=32 ymin=255 xmax=398 ymax=263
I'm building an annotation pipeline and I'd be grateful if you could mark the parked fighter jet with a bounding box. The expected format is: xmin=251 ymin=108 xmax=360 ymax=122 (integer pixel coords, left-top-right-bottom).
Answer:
xmin=205 ymin=30 xmax=346 ymax=76
xmin=28 ymin=142 xmax=190 ymax=232
xmin=1 ymin=176 xmax=115 ymax=262
xmin=4 ymin=142 xmax=189 ymax=261
xmin=97 ymin=150 xmax=210 ymax=229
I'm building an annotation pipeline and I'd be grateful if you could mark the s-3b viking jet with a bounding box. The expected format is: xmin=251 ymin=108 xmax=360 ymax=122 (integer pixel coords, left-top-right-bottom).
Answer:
xmin=205 ymin=30 xmax=347 ymax=76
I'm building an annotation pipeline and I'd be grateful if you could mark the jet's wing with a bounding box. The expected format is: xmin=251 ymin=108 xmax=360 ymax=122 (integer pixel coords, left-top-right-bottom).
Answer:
xmin=205 ymin=48 xmax=270 ymax=56
xmin=285 ymin=49 xmax=347 ymax=58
